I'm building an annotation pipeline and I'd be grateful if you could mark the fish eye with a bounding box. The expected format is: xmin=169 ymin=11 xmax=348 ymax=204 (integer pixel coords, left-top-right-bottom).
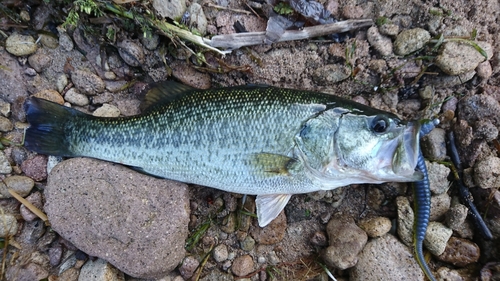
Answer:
xmin=371 ymin=115 xmax=390 ymax=133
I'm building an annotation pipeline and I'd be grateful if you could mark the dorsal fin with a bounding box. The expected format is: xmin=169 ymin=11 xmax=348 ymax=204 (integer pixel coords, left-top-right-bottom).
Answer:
xmin=140 ymin=81 xmax=194 ymax=112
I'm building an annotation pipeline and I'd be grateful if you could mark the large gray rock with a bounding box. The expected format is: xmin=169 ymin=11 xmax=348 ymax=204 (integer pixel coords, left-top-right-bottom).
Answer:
xmin=45 ymin=158 xmax=190 ymax=279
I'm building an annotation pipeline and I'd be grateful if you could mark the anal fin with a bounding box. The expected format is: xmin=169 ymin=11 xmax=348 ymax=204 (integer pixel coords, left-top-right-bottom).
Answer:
xmin=255 ymin=194 xmax=292 ymax=227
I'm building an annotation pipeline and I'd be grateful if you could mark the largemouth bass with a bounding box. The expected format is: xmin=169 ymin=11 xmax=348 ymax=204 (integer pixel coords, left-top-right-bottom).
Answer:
xmin=24 ymin=81 xmax=423 ymax=227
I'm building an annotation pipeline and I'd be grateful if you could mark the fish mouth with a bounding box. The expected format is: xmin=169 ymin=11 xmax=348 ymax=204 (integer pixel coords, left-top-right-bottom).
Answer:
xmin=391 ymin=121 xmax=421 ymax=179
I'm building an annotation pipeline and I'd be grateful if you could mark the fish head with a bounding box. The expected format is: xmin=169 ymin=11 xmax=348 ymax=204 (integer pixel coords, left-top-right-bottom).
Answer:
xmin=295 ymin=108 xmax=423 ymax=188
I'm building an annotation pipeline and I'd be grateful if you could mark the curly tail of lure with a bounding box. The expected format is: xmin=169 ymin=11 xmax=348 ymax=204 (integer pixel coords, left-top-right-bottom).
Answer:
xmin=412 ymin=119 xmax=439 ymax=281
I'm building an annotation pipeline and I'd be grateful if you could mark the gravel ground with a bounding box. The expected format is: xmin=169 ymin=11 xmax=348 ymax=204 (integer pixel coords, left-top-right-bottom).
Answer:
xmin=0 ymin=0 xmax=500 ymax=280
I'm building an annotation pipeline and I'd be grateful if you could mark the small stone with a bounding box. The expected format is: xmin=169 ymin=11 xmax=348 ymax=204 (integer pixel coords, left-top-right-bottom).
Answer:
xmin=313 ymin=64 xmax=351 ymax=85
xmin=442 ymin=96 xmax=458 ymax=112
xmin=473 ymin=156 xmax=500 ymax=189
xmin=323 ymin=216 xmax=368 ymax=270
xmin=179 ymin=256 xmax=199 ymax=279
xmin=6 ymin=33 xmax=38 ymax=56
xmin=28 ymin=53 xmax=52 ymax=73
xmin=40 ymin=34 xmax=59 ymax=49
xmin=342 ymin=5 xmax=364 ymax=19
xmin=220 ymin=212 xmax=237 ymax=234
xmin=358 ymin=217 xmax=392 ymax=238
xmin=421 ymin=128 xmax=447 ymax=161
xmin=49 ymin=244 xmax=63 ymax=266
xmin=250 ymin=211 xmax=286 ymax=245
xmin=393 ymin=28 xmax=430 ymax=56
xmin=117 ymin=39 xmax=145 ymax=67
xmin=476 ymin=61 xmax=493 ymax=79
xmin=427 ymin=70 xmax=476 ymax=88
xmin=33 ymin=89 xmax=65 ymax=105
xmin=93 ymin=104 xmax=121 ymax=117
xmin=3 ymin=175 xmax=34 ymax=197
xmin=240 ymin=235 xmax=255 ymax=251
xmin=436 ymin=237 xmax=480 ymax=267
xmin=188 ymin=3 xmax=208 ymax=35
xmin=171 ymin=61 xmax=211 ymax=89
xmin=0 ymin=151 xmax=12 ymax=174
xmin=64 ymin=88 xmax=89 ymax=106
xmin=21 ymin=155 xmax=48 ymax=181
xmin=59 ymin=268 xmax=80 ymax=281
xmin=430 ymin=193 xmax=451 ymax=221
xmin=379 ymin=23 xmax=399 ymax=36
xmin=0 ymin=213 xmax=18 ymax=237
xmin=310 ymin=231 xmax=328 ymax=247
xmin=24 ymin=67 xmax=37 ymax=76
xmin=445 ymin=204 xmax=468 ymax=232
xmin=78 ymin=259 xmax=124 ymax=281
xmin=0 ymin=100 xmax=11 ymax=117
xmin=152 ymin=0 xmax=186 ymax=20
xmin=213 ymin=244 xmax=229 ymax=262
xmin=71 ymin=69 xmax=106 ymax=96
xmin=396 ymin=196 xmax=413 ymax=246
xmin=58 ymin=32 xmax=74 ymax=52
xmin=0 ymin=116 xmax=13 ymax=132
xmin=20 ymin=191 xmax=44 ymax=221
xmin=367 ymin=26 xmax=393 ymax=56
xmin=474 ymin=119 xmax=498 ymax=142
xmin=231 ymin=255 xmax=254 ymax=277
xmin=424 ymin=222 xmax=453 ymax=256
xmin=435 ymin=41 xmax=489 ymax=75
xmin=426 ymin=161 xmax=451 ymax=195
xmin=140 ymin=33 xmax=160 ymax=51
xmin=200 ymin=271 xmax=234 ymax=281
xmin=56 ymin=74 xmax=69 ymax=93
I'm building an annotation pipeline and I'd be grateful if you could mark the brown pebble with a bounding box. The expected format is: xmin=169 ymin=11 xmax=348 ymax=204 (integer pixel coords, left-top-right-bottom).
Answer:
xmin=231 ymin=254 xmax=254 ymax=277
xmin=436 ymin=237 xmax=480 ymax=267
xmin=21 ymin=155 xmax=48 ymax=181
xmin=33 ymin=90 xmax=64 ymax=105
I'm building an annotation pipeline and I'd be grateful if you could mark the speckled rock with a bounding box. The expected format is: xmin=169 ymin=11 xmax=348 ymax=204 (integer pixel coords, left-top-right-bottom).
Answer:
xmin=435 ymin=41 xmax=491 ymax=75
xmin=0 ymin=151 xmax=12 ymax=174
xmin=476 ymin=61 xmax=493 ymax=79
xmin=445 ymin=204 xmax=468 ymax=232
xmin=240 ymin=235 xmax=255 ymax=251
xmin=78 ymin=259 xmax=125 ymax=281
xmin=179 ymin=256 xmax=199 ymax=279
xmin=140 ymin=34 xmax=160 ymax=51
xmin=93 ymin=104 xmax=121 ymax=117
xmin=424 ymin=222 xmax=453 ymax=256
xmin=429 ymin=193 xmax=451 ymax=222
xmin=0 ymin=100 xmax=10 ymax=117
xmin=188 ymin=3 xmax=208 ymax=35
xmin=6 ymin=33 xmax=37 ymax=56
xmin=421 ymin=128 xmax=447 ymax=161
xmin=171 ymin=61 xmax=211 ymax=89
xmin=458 ymin=94 xmax=500 ymax=126
xmin=379 ymin=23 xmax=399 ymax=36
xmin=367 ymin=26 xmax=393 ymax=56
xmin=20 ymin=191 xmax=43 ymax=221
xmin=350 ymin=234 xmax=424 ymax=281
xmin=2 ymin=175 xmax=35 ymax=198
xmin=313 ymin=64 xmax=351 ymax=85
xmin=213 ymin=244 xmax=229 ymax=262
xmin=393 ymin=28 xmax=430 ymax=56
xmin=427 ymin=70 xmax=476 ymax=88
xmin=71 ymin=69 xmax=106 ymax=96
xmin=323 ymin=216 xmax=368 ymax=270
xmin=426 ymin=161 xmax=451 ymax=195
xmin=474 ymin=119 xmax=499 ymax=142
xmin=436 ymin=237 xmax=480 ymax=267
xmin=33 ymin=89 xmax=65 ymax=105
xmin=358 ymin=216 xmax=392 ymax=238
xmin=64 ymin=88 xmax=89 ymax=106
xmin=396 ymin=196 xmax=413 ymax=246
xmin=21 ymin=155 xmax=48 ymax=181
xmin=250 ymin=211 xmax=286 ymax=245
xmin=0 ymin=116 xmax=13 ymax=132
xmin=473 ymin=156 xmax=500 ymax=189
xmin=28 ymin=53 xmax=52 ymax=73
xmin=0 ymin=213 xmax=18 ymax=237
xmin=0 ymin=48 xmax=29 ymax=105
xmin=153 ymin=0 xmax=186 ymax=20
xmin=231 ymin=255 xmax=254 ymax=277
xmin=45 ymin=158 xmax=190 ymax=278
xmin=117 ymin=39 xmax=145 ymax=67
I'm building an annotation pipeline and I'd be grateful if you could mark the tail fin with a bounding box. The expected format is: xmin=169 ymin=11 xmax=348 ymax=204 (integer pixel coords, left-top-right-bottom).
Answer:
xmin=24 ymin=97 xmax=83 ymax=157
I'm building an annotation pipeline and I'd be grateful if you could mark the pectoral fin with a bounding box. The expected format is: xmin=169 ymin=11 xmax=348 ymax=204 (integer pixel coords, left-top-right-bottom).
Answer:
xmin=250 ymin=153 xmax=299 ymax=176
xmin=255 ymin=194 xmax=292 ymax=227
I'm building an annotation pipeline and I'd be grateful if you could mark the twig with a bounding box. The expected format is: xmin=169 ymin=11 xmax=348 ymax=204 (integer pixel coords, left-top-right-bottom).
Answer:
xmin=205 ymin=19 xmax=373 ymax=50
xmin=8 ymin=189 xmax=49 ymax=224
xmin=205 ymin=3 xmax=252 ymax=15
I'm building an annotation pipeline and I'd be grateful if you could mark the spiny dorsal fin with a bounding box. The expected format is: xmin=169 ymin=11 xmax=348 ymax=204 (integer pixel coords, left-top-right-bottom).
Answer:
xmin=140 ymin=81 xmax=195 ymax=112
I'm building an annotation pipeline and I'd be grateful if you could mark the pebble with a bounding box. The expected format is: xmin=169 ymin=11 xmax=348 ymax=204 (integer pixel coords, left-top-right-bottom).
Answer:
xmin=45 ymin=158 xmax=190 ymax=278
xmin=430 ymin=193 xmax=451 ymax=221
xmin=0 ymin=151 xmax=12 ymax=174
xmin=379 ymin=23 xmax=399 ymax=36
xmin=78 ymin=259 xmax=124 ymax=281
xmin=28 ymin=53 xmax=52 ymax=73
xmin=310 ymin=231 xmax=328 ymax=247
xmin=5 ymin=33 xmax=38 ymax=56
xmin=71 ymin=69 xmax=106 ymax=96
xmin=25 ymin=68 xmax=37 ymax=77
xmin=140 ymin=33 xmax=160 ymax=51
xmin=56 ymin=74 xmax=69 ymax=93
xmin=170 ymin=61 xmax=211 ymax=89
xmin=393 ymin=28 xmax=430 ymax=56
xmin=435 ymin=41 xmax=489 ymax=75
xmin=93 ymin=104 xmax=121 ymax=117
xmin=40 ymin=34 xmax=59 ymax=49
xmin=49 ymin=244 xmax=63 ymax=266
xmin=426 ymin=161 xmax=451 ymax=195
xmin=2 ymin=175 xmax=34 ymax=197
xmin=116 ymin=99 xmax=140 ymax=116
xmin=473 ymin=156 xmax=500 ymax=189
xmin=21 ymin=155 xmax=48 ymax=181
xmin=249 ymin=211 xmax=286 ymax=244
xmin=476 ymin=61 xmax=493 ymax=79
xmin=358 ymin=216 xmax=392 ymax=238
xmin=240 ymin=235 xmax=255 ymax=251
xmin=474 ymin=119 xmax=498 ymax=142
xmin=0 ymin=116 xmax=13 ymax=132
xmin=117 ymin=39 xmax=145 ymax=67
xmin=313 ymin=64 xmax=351 ymax=85
xmin=458 ymin=93 xmax=500 ymax=125
xmin=445 ymin=203 xmax=468 ymax=231
xmin=0 ymin=100 xmax=10 ymax=117
xmin=424 ymin=222 xmax=453 ymax=256
xmin=58 ymin=31 xmax=74 ymax=52
xmin=439 ymin=236 xmax=481 ymax=266
xmin=200 ymin=271 xmax=234 ymax=281
xmin=231 ymin=255 xmax=254 ymax=277
xmin=188 ymin=3 xmax=208 ymax=35
xmin=0 ymin=213 xmax=19 ymax=237
xmin=342 ymin=5 xmax=364 ymax=19
xmin=421 ymin=128 xmax=447 ymax=161
xmin=396 ymin=196 xmax=413 ymax=246
xmin=350 ymin=234 xmax=424 ymax=281
xmin=213 ymin=244 xmax=229 ymax=262
xmin=179 ymin=256 xmax=199 ymax=279
xmin=7 ymin=262 xmax=48 ymax=281
xmin=152 ymin=0 xmax=186 ymax=20
xmin=427 ymin=70 xmax=476 ymax=88
xmin=64 ymin=88 xmax=89 ymax=106
xmin=323 ymin=216 xmax=368 ymax=270
xmin=20 ymin=191 xmax=44 ymax=221
xmin=367 ymin=26 xmax=393 ymax=56
xmin=220 ymin=212 xmax=237 ymax=234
